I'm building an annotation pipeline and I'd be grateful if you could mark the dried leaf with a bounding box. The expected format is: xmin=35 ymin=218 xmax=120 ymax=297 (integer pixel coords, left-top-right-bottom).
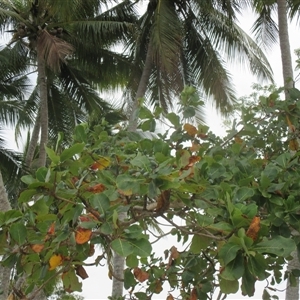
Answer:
xmin=49 ymin=254 xmax=63 ymax=270
xmin=154 ymin=279 xmax=163 ymax=294
xmin=286 ymin=115 xmax=296 ymax=132
xmin=88 ymin=244 xmax=95 ymax=257
xmin=90 ymin=157 xmax=110 ymax=170
xmin=170 ymin=246 xmax=180 ymax=259
xmin=289 ymin=139 xmax=299 ymax=151
xmin=234 ymin=136 xmax=243 ymax=144
xmin=133 ymin=267 xmax=149 ymax=282
xmin=31 ymin=243 xmax=44 ymax=253
xmin=190 ymin=288 xmax=197 ymax=300
xmin=37 ymin=29 xmax=74 ymax=72
xmin=75 ymin=228 xmax=92 ymax=244
xmin=190 ymin=142 xmax=201 ymax=152
xmin=47 ymin=223 xmax=55 ymax=235
xmin=166 ymin=294 xmax=174 ymax=300
xmin=6 ymin=293 xmax=14 ymax=300
xmin=246 ymin=216 xmax=260 ymax=241
xmin=184 ymin=123 xmax=197 ymax=136
xmin=75 ymin=265 xmax=89 ymax=279
xmin=156 ymin=190 xmax=171 ymax=214
xmin=87 ymin=183 xmax=106 ymax=193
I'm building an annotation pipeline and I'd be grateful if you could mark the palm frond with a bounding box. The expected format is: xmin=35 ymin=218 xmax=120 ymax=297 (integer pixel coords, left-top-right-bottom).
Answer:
xmin=251 ymin=3 xmax=278 ymax=51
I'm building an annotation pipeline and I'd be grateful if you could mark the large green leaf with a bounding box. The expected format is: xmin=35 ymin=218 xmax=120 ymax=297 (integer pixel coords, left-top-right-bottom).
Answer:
xmin=129 ymin=238 xmax=152 ymax=257
xmin=233 ymin=187 xmax=255 ymax=202
xmin=9 ymin=223 xmax=27 ymax=245
xmin=90 ymin=193 xmax=110 ymax=215
xmin=218 ymin=242 xmax=241 ymax=265
xmin=60 ymin=143 xmax=85 ymax=162
xmin=111 ymin=238 xmax=133 ymax=257
xmin=219 ymin=278 xmax=239 ymax=294
xmin=190 ymin=235 xmax=212 ymax=254
xmin=254 ymin=236 xmax=296 ymax=257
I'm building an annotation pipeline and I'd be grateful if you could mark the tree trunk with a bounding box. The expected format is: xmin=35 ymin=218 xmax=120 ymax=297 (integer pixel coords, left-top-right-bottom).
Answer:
xmin=277 ymin=1 xmax=299 ymax=299
xmin=277 ymin=0 xmax=294 ymax=90
xmin=0 ymin=171 xmax=11 ymax=300
xmin=111 ymin=42 xmax=154 ymax=299
xmin=128 ymin=41 xmax=154 ymax=132
xmin=36 ymin=51 xmax=48 ymax=168
xmin=25 ymin=109 xmax=41 ymax=169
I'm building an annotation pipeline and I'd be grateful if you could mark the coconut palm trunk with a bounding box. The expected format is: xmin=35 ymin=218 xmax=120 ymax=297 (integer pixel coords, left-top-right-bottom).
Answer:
xmin=0 ymin=171 xmax=11 ymax=300
xmin=128 ymin=42 xmax=154 ymax=132
xmin=36 ymin=50 xmax=48 ymax=168
xmin=25 ymin=110 xmax=41 ymax=169
xmin=277 ymin=1 xmax=299 ymax=299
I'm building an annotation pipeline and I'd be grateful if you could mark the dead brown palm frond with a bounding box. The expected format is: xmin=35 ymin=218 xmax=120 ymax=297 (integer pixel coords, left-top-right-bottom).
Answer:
xmin=36 ymin=29 xmax=74 ymax=72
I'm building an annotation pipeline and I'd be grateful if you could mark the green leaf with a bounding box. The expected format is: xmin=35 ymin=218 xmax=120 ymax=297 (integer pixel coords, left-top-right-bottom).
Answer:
xmin=141 ymin=119 xmax=156 ymax=132
xmin=18 ymin=189 xmax=37 ymax=203
xmin=129 ymin=238 xmax=152 ymax=257
xmin=45 ymin=147 xmax=60 ymax=164
xmin=275 ymin=153 xmax=291 ymax=168
xmin=126 ymin=254 xmax=139 ymax=268
xmin=233 ymin=187 xmax=255 ymax=202
xmin=248 ymin=254 xmax=268 ymax=280
xmin=241 ymin=266 xmax=256 ymax=296
xmin=183 ymin=107 xmax=196 ymax=118
xmin=35 ymin=167 xmax=49 ymax=182
xmin=62 ymin=269 xmax=82 ymax=292
xmin=207 ymin=163 xmax=226 ymax=180
xmin=4 ymin=210 xmax=22 ymax=224
xmin=139 ymin=106 xmax=153 ymax=119
xmin=124 ymin=225 xmax=143 ymax=239
xmin=60 ymin=143 xmax=85 ymax=162
xmin=31 ymin=199 xmax=49 ymax=214
xmin=9 ymin=223 xmax=27 ymax=244
xmin=195 ymin=214 xmax=214 ymax=227
xmin=131 ymin=153 xmax=151 ymax=171
xmin=116 ymin=174 xmax=145 ymax=195
xmin=219 ymin=278 xmax=239 ymax=294
xmin=190 ymin=235 xmax=212 ymax=253
xmin=21 ymin=175 xmax=37 ymax=185
xmin=90 ymin=193 xmax=110 ymax=215
xmin=220 ymin=252 xmax=244 ymax=280
xmin=166 ymin=112 xmax=180 ymax=128
xmin=255 ymin=236 xmax=296 ymax=257
xmin=218 ymin=243 xmax=241 ymax=265
xmin=124 ymin=268 xmax=136 ymax=289
xmin=111 ymin=238 xmax=133 ymax=257
xmin=74 ymin=124 xmax=87 ymax=143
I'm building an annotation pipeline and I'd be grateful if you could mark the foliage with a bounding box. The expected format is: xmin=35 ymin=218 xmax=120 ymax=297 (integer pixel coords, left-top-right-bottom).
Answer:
xmin=1 ymin=86 xmax=300 ymax=299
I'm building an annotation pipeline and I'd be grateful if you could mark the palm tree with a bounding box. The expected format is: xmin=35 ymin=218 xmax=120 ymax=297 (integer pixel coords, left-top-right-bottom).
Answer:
xmin=0 ymin=0 xmax=135 ymax=168
xmin=124 ymin=0 xmax=274 ymax=131
xmin=251 ymin=1 xmax=298 ymax=298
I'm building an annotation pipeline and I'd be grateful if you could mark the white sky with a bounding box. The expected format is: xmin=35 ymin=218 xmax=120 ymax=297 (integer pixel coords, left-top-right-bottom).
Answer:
xmin=1 ymin=3 xmax=300 ymax=300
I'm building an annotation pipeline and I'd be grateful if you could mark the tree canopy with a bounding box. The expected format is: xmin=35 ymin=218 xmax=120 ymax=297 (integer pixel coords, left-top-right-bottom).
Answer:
xmin=1 ymin=86 xmax=300 ymax=299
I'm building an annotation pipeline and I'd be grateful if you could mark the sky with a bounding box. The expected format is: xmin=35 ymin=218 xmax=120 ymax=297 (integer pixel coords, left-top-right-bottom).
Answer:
xmin=1 ymin=2 xmax=300 ymax=300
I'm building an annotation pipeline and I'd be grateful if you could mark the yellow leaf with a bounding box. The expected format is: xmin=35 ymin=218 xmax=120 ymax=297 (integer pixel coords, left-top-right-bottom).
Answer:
xmin=234 ymin=136 xmax=243 ymax=144
xmin=183 ymin=123 xmax=197 ymax=136
xmin=90 ymin=157 xmax=110 ymax=170
xmin=49 ymin=254 xmax=63 ymax=270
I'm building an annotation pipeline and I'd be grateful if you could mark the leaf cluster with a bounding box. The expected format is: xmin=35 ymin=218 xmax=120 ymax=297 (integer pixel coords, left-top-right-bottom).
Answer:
xmin=1 ymin=86 xmax=300 ymax=299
